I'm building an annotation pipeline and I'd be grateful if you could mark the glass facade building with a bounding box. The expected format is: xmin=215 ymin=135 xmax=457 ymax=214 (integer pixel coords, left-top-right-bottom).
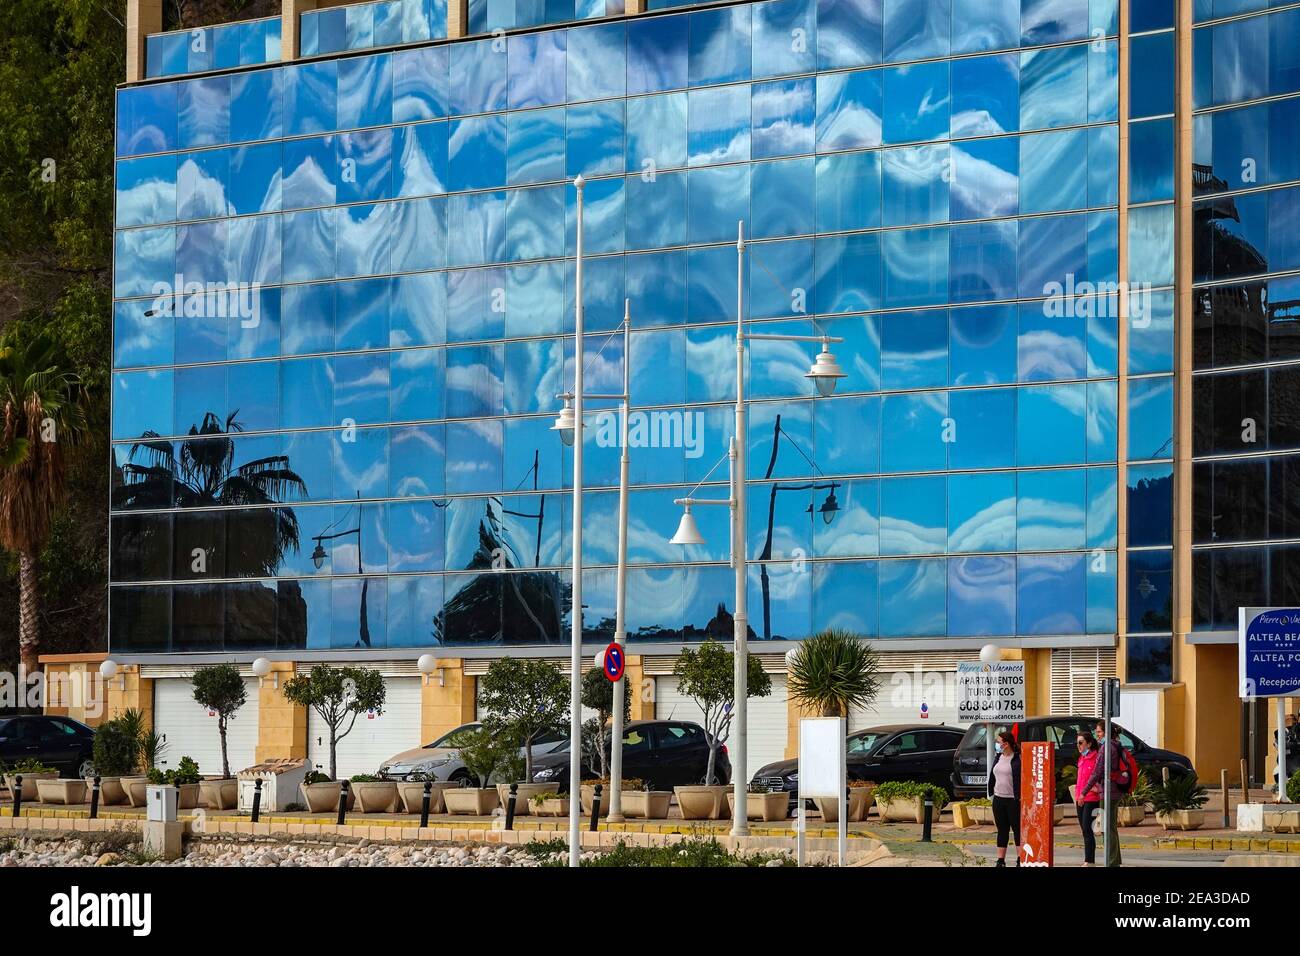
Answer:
xmin=107 ymin=0 xmax=1295 ymax=694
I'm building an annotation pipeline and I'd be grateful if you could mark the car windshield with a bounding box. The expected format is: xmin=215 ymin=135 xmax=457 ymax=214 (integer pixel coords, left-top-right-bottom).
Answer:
xmin=427 ymin=724 xmax=481 ymax=748
xmin=847 ymin=733 xmax=886 ymax=754
xmin=962 ymin=723 xmax=1012 ymax=751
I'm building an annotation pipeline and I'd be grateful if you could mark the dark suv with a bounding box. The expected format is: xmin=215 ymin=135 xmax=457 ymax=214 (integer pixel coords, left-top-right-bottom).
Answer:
xmin=0 ymin=715 xmax=96 ymax=779
xmin=951 ymin=716 xmax=1196 ymax=802
xmin=528 ymin=719 xmax=730 ymax=790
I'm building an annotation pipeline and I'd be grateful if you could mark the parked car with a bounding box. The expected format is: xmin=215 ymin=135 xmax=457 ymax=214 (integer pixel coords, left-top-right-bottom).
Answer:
xmin=752 ymin=724 xmax=966 ymax=813
xmin=950 ymin=715 xmax=1196 ymax=802
xmin=528 ymin=720 xmax=731 ymax=791
xmin=0 ymin=715 xmax=96 ymax=779
xmin=377 ymin=722 xmax=569 ymax=784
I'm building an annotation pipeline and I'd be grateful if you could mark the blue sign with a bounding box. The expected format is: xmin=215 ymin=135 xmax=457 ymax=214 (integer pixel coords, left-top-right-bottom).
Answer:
xmin=1239 ymin=607 xmax=1300 ymax=698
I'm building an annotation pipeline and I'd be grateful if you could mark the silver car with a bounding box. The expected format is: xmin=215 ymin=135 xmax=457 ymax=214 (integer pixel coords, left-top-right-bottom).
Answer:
xmin=377 ymin=722 xmax=569 ymax=783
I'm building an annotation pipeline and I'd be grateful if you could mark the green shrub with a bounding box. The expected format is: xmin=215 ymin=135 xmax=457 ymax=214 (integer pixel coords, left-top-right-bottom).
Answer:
xmin=349 ymin=773 xmax=380 ymax=783
xmin=91 ymin=719 xmax=139 ymax=777
xmin=303 ymin=771 xmax=330 ymax=786
xmin=1119 ymin=771 xmax=1157 ymax=809
xmin=873 ymin=780 xmax=949 ymax=810
xmin=145 ymin=757 xmax=202 ymax=786
xmin=9 ymin=758 xmax=55 ymax=775
xmin=1287 ymin=769 xmax=1300 ymax=805
xmin=530 ymin=791 xmax=560 ymax=806
xmin=966 ymin=796 xmax=992 ymax=807
xmin=1150 ymin=774 xmax=1208 ymax=814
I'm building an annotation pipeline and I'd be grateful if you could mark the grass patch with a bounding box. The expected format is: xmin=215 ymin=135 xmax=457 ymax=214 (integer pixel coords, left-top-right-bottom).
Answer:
xmin=519 ymin=834 xmax=793 ymax=868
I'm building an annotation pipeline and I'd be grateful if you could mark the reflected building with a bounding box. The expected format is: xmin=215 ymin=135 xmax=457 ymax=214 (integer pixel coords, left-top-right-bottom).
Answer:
xmin=96 ymin=0 xmax=1300 ymax=780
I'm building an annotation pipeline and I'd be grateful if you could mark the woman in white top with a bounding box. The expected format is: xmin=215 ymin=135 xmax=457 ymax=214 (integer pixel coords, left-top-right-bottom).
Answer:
xmin=986 ymin=729 xmax=1021 ymax=868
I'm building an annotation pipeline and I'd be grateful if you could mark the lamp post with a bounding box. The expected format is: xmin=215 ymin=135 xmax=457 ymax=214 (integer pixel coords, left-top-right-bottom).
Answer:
xmin=668 ymin=221 xmax=847 ymax=837
xmin=311 ymin=492 xmax=370 ymax=647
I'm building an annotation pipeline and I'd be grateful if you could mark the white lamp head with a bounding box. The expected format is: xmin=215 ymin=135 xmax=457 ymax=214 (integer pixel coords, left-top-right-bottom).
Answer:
xmin=99 ymin=659 xmax=118 ymax=681
xmin=784 ymin=648 xmax=800 ymax=670
xmin=979 ymin=644 xmax=1001 ymax=664
xmin=251 ymin=657 xmax=272 ymax=678
xmin=551 ymin=395 xmax=578 ymax=446
xmin=806 ymin=343 xmax=847 ymax=397
xmin=593 ymin=649 xmax=606 ymax=672
xmin=417 ymin=654 xmax=437 ymax=674
xmin=669 ymin=505 xmax=706 ymax=546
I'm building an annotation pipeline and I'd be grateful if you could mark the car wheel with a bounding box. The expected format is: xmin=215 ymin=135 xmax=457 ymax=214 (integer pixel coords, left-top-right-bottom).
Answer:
xmin=449 ymin=769 xmax=477 ymax=788
xmin=77 ymin=758 xmax=95 ymax=780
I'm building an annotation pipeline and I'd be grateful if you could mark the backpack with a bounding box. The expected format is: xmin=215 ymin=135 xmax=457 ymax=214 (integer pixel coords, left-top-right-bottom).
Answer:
xmin=1112 ymin=745 xmax=1139 ymax=795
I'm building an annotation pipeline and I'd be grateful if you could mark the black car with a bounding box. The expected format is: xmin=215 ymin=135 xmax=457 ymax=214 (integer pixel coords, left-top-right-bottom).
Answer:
xmin=528 ymin=719 xmax=731 ymax=790
xmin=0 ymin=715 xmax=96 ymax=779
xmin=950 ymin=715 xmax=1196 ymax=802
xmin=752 ymin=724 xmax=966 ymax=813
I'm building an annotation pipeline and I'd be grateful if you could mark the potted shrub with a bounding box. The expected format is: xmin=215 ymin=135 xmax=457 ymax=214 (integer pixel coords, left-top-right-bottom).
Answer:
xmin=126 ymin=722 xmax=169 ymax=807
xmin=89 ymin=717 xmax=138 ymax=805
xmin=1117 ymin=772 xmax=1155 ymax=827
xmin=728 ymin=782 xmax=790 ymax=822
xmin=442 ymin=728 xmax=505 ymax=816
xmin=477 ymin=657 xmax=570 ymax=814
xmin=531 ymin=791 xmax=568 ymax=816
xmin=4 ymin=759 xmax=58 ymax=800
xmin=349 ymin=773 xmax=399 ymax=813
xmin=395 ymin=771 xmax=457 ymax=815
xmin=787 ymin=628 xmax=882 ymax=719
xmin=282 ymin=663 xmax=386 ymax=783
xmin=670 ymin=639 xmax=772 ymax=820
xmin=874 ymin=780 xmax=948 ymax=823
xmin=190 ymin=663 xmax=247 ymax=805
xmin=147 ymin=756 xmax=202 ymax=809
xmin=1152 ymin=774 xmax=1209 ymax=830
xmin=300 ymin=770 xmax=354 ymax=813
xmin=581 ymin=777 xmax=645 ymax=817
xmin=963 ymin=796 xmax=994 ymax=825
xmin=816 ymin=780 xmax=876 ymax=823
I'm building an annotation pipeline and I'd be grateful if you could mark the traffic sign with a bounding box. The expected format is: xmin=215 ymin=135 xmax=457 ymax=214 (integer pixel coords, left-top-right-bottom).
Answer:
xmin=602 ymin=642 xmax=625 ymax=682
xmin=957 ymin=661 xmax=1026 ymax=722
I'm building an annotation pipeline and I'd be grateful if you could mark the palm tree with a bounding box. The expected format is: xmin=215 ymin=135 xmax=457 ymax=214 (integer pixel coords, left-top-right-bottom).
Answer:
xmin=787 ymin=628 xmax=882 ymax=719
xmin=115 ymin=410 xmax=306 ymax=576
xmin=0 ymin=331 xmax=88 ymax=673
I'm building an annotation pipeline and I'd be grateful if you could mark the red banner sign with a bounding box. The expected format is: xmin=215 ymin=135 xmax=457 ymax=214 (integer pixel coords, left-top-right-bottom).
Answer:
xmin=1019 ymin=741 xmax=1055 ymax=867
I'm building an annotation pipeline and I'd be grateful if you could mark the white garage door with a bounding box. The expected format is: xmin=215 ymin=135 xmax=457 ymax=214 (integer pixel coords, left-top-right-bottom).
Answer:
xmin=848 ymin=670 xmax=963 ymax=733
xmin=656 ymin=675 xmax=788 ymax=776
xmin=153 ymin=677 xmax=259 ymax=777
xmin=308 ymin=677 xmax=421 ymax=779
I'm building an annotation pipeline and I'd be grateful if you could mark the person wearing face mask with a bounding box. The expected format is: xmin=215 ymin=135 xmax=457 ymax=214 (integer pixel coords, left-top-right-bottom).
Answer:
xmin=986 ymin=729 xmax=1021 ymax=867
xmin=1075 ymin=730 xmax=1102 ymax=866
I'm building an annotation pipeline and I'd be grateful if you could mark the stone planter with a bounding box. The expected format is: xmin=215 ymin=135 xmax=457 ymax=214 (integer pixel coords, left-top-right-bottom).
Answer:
xmin=728 ymin=791 xmax=789 ymax=822
xmin=444 ymin=787 xmax=500 ymax=816
xmin=1052 ymin=804 xmax=1066 ymax=825
xmin=580 ymin=784 xmax=613 ymax=816
xmin=395 ymin=780 xmax=456 ymax=815
xmin=877 ymin=795 xmax=929 ymax=823
xmin=299 ymin=781 xmax=355 ymax=813
xmin=173 ymin=782 xmax=201 ymax=810
xmin=351 ymin=781 xmax=399 ymax=813
xmin=674 ymin=785 xmax=731 ymax=820
xmin=123 ymin=776 xmax=149 ymax=807
xmin=90 ymin=776 xmax=128 ymax=806
xmin=963 ymin=803 xmax=993 ymax=825
xmin=200 ymin=779 xmax=238 ymax=810
xmin=533 ymin=796 xmax=569 ymax=817
xmin=1117 ymin=805 xmax=1146 ymax=827
xmin=1156 ymin=809 xmax=1205 ymax=831
xmin=496 ymin=782 xmax=554 ymax=816
xmin=623 ymin=790 xmax=672 ymax=819
xmin=35 ymin=778 xmax=87 ymax=805
xmin=1263 ymin=809 xmax=1300 ymax=833
xmin=816 ymin=788 xmax=876 ymax=823
xmin=4 ymin=772 xmax=57 ymax=798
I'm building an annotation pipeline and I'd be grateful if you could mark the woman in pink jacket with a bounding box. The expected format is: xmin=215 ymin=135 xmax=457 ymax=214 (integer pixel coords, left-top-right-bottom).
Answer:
xmin=1075 ymin=730 xmax=1102 ymax=866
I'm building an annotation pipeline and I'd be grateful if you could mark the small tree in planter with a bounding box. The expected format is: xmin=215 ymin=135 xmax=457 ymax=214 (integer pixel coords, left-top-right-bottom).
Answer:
xmin=672 ymin=639 xmax=772 ymax=788
xmin=1151 ymin=774 xmax=1209 ymax=830
xmin=477 ymin=657 xmax=569 ymax=781
xmin=787 ymin=629 xmax=881 ymax=718
xmin=282 ymin=664 xmax=386 ymax=781
xmin=190 ymin=663 xmax=248 ymax=779
xmin=90 ymin=718 xmax=139 ymax=805
xmin=580 ymin=666 xmax=631 ymax=780
xmin=444 ymin=727 xmax=514 ymax=815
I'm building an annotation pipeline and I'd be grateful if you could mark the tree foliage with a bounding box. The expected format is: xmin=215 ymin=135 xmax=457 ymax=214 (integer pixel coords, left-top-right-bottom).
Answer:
xmin=786 ymin=628 xmax=881 ymax=719
xmin=477 ymin=657 xmax=569 ymax=781
xmin=282 ymin=664 xmax=386 ymax=781
xmin=672 ymin=639 xmax=771 ymax=786
xmin=190 ymin=663 xmax=248 ymax=778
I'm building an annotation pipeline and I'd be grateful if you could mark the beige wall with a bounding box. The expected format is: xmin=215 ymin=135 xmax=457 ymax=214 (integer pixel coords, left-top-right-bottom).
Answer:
xmin=419 ymin=658 xmax=476 ymax=743
xmin=255 ymin=661 xmax=306 ymax=761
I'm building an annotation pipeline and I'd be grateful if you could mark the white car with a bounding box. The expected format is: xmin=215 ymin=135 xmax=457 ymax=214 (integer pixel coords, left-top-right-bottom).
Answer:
xmin=377 ymin=722 xmax=569 ymax=784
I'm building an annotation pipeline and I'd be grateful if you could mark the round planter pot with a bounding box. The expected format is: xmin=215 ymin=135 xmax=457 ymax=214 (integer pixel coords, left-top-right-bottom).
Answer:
xmin=351 ymin=781 xmax=399 ymax=813
xmin=622 ymin=790 xmax=672 ymax=820
xmin=674 ymin=785 xmax=731 ymax=820
xmin=395 ymin=780 xmax=455 ymax=815
xmin=175 ymin=783 xmax=201 ymax=810
xmin=88 ymin=776 xmax=128 ymax=806
xmin=444 ymin=788 xmax=500 ymax=816
xmin=497 ymin=783 xmax=553 ymax=816
xmin=728 ymin=791 xmax=789 ymax=822
xmin=122 ymin=776 xmax=149 ymax=807
xmin=299 ymin=781 xmax=356 ymax=813
xmin=199 ymin=779 xmax=238 ymax=810
xmin=36 ymin=778 xmax=88 ymax=805
xmin=817 ymin=788 xmax=875 ymax=823
xmin=5 ymin=772 xmax=58 ymax=799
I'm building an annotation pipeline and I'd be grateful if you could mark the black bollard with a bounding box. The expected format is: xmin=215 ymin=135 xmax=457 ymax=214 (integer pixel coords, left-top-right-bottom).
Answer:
xmin=505 ymin=783 xmax=518 ymax=830
xmin=89 ymin=776 xmax=101 ymax=820
xmin=921 ymin=799 xmax=934 ymax=843
xmin=419 ymin=780 xmax=432 ymax=829
xmin=12 ymin=776 xmax=22 ymax=819
xmin=336 ymin=780 xmax=349 ymax=826
xmin=251 ymin=778 xmax=263 ymax=823
xmin=590 ymin=784 xmax=602 ymax=832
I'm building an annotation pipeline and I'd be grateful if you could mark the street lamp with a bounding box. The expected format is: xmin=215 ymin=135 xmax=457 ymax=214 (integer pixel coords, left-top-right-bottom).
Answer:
xmin=311 ymin=493 xmax=370 ymax=647
xmin=667 ymin=221 xmax=848 ymax=837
